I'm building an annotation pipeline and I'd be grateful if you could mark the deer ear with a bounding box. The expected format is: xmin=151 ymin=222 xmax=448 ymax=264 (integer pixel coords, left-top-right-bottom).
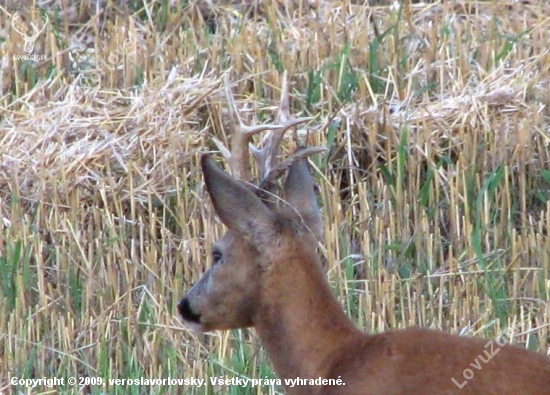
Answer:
xmin=284 ymin=157 xmax=324 ymax=241
xmin=202 ymin=155 xmax=277 ymax=240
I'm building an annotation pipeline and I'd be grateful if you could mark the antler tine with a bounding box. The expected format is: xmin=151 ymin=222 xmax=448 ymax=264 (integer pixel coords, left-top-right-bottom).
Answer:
xmin=251 ymin=71 xmax=313 ymax=184
xmin=11 ymin=13 xmax=25 ymax=35
xmin=213 ymin=74 xmax=282 ymax=182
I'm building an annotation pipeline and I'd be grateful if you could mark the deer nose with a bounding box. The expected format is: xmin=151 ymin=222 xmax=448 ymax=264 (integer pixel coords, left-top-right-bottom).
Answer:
xmin=178 ymin=298 xmax=201 ymax=323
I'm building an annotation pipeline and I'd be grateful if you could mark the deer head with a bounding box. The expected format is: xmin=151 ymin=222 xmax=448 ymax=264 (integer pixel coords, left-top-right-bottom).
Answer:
xmin=178 ymin=73 xmax=324 ymax=332
xmin=11 ymin=12 xmax=49 ymax=54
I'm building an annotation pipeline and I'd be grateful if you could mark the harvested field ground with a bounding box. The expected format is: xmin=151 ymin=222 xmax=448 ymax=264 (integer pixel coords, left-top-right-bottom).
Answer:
xmin=1 ymin=0 xmax=549 ymax=394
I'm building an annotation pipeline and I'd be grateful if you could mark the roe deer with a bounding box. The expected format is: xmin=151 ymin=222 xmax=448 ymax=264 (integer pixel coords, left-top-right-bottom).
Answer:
xmin=178 ymin=74 xmax=550 ymax=395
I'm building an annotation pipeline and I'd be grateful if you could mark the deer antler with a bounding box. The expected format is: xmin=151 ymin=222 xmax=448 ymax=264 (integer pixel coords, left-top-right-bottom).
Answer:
xmin=214 ymin=72 xmax=324 ymax=188
xmin=11 ymin=13 xmax=49 ymax=54
xmin=252 ymin=71 xmax=325 ymax=188
xmin=11 ymin=13 xmax=26 ymax=36
xmin=212 ymin=74 xmax=283 ymax=182
xmin=32 ymin=14 xmax=49 ymax=37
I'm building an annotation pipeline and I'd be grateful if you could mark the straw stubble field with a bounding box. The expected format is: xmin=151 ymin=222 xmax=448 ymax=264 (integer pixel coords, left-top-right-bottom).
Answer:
xmin=1 ymin=0 xmax=549 ymax=394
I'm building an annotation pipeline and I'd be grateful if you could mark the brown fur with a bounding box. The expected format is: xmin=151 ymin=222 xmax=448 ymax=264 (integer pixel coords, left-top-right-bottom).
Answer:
xmin=179 ymin=155 xmax=550 ymax=395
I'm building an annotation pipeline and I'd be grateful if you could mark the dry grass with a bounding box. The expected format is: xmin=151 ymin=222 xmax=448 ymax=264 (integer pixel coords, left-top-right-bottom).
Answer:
xmin=1 ymin=0 xmax=549 ymax=394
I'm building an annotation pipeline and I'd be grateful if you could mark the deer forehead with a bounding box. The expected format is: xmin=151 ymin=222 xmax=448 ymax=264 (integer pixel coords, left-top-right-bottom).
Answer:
xmin=215 ymin=219 xmax=311 ymax=259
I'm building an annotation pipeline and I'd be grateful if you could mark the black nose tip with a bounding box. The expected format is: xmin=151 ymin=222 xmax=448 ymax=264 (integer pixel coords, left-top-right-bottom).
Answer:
xmin=178 ymin=298 xmax=201 ymax=323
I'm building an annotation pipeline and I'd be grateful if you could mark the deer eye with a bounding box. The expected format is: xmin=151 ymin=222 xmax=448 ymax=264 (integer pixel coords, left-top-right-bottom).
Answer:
xmin=212 ymin=250 xmax=223 ymax=264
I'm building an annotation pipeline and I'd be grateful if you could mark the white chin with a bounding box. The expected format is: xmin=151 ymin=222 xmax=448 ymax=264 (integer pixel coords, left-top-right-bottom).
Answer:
xmin=182 ymin=319 xmax=206 ymax=332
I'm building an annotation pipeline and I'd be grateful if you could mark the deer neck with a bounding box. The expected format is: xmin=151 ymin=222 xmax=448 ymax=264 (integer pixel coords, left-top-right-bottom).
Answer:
xmin=253 ymin=250 xmax=360 ymax=381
